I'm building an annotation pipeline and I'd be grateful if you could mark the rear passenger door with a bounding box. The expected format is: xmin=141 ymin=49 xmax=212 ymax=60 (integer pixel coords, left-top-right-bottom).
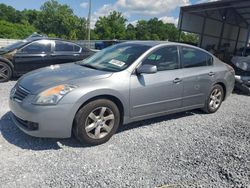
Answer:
xmin=51 ymin=41 xmax=82 ymax=64
xmin=180 ymin=46 xmax=215 ymax=107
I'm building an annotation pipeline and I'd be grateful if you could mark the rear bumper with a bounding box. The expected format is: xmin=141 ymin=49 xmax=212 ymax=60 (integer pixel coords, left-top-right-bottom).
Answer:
xmin=9 ymin=98 xmax=76 ymax=138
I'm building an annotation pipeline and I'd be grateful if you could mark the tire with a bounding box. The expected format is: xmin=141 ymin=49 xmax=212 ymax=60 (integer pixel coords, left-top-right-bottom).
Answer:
xmin=203 ymin=84 xmax=224 ymax=114
xmin=73 ymin=99 xmax=120 ymax=145
xmin=0 ymin=62 xmax=12 ymax=82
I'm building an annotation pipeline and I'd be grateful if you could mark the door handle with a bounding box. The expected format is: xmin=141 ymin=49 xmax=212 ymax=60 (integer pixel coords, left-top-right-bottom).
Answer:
xmin=208 ymin=72 xmax=215 ymax=76
xmin=173 ymin=78 xmax=182 ymax=83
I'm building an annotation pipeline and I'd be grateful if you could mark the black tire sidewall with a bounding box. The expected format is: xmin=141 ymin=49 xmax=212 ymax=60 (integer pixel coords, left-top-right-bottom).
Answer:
xmin=205 ymin=84 xmax=224 ymax=113
xmin=74 ymin=99 xmax=120 ymax=145
xmin=0 ymin=62 xmax=12 ymax=82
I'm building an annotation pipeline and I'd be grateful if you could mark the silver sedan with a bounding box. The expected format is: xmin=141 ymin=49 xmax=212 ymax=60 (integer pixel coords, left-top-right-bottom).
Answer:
xmin=9 ymin=41 xmax=235 ymax=145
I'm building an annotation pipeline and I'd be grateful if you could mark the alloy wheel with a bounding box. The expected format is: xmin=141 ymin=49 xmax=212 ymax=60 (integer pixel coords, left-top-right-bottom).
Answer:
xmin=209 ymin=88 xmax=222 ymax=110
xmin=85 ymin=107 xmax=115 ymax=139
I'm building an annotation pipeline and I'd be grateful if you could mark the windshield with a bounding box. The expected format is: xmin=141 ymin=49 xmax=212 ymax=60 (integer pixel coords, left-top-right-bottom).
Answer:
xmin=79 ymin=43 xmax=150 ymax=72
xmin=1 ymin=40 xmax=27 ymax=52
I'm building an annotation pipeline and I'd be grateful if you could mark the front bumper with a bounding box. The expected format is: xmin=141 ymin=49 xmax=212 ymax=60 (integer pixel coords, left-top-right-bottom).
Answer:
xmin=235 ymin=75 xmax=250 ymax=94
xmin=9 ymin=97 xmax=76 ymax=138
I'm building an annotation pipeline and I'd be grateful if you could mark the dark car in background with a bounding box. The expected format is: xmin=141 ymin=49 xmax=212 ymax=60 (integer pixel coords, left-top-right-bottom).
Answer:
xmin=231 ymin=56 xmax=250 ymax=95
xmin=95 ymin=40 xmax=121 ymax=50
xmin=0 ymin=37 xmax=95 ymax=82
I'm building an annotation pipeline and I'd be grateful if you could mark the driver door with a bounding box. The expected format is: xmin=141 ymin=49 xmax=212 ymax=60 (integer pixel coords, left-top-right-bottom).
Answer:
xmin=13 ymin=40 xmax=52 ymax=74
xmin=130 ymin=46 xmax=183 ymax=119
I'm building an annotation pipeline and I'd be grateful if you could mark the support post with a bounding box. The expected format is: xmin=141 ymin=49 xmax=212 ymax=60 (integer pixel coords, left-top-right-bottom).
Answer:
xmin=234 ymin=27 xmax=241 ymax=55
xmin=178 ymin=10 xmax=184 ymax=42
xmin=243 ymin=26 xmax=250 ymax=56
xmin=200 ymin=17 xmax=206 ymax=48
xmin=218 ymin=21 xmax=225 ymax=50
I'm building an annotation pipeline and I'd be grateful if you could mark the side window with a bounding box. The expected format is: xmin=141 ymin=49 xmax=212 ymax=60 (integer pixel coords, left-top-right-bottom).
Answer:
xmin=55 ymin=41 xmax=74 ymax=52
xmin=142 ymin=46 xmax=179 ymax=71
xmin=21 ymin=40 xmax=51 ymax=54
xmin=181 ymin=47 xmax=212 ymax=68
xmin=81 ymin=47 xmax=90 ymax=52
xmin=73 ymin=45 xmax=81 ymax=52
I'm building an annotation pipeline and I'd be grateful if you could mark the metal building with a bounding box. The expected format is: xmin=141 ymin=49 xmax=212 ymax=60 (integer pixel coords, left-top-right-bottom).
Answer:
xmin=178 ymin=0 xmax=250 ymax=57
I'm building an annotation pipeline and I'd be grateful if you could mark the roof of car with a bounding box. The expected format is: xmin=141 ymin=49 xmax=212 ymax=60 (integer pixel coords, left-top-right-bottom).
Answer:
xmin=123 ymin=41 xmax=167 ymax=46
xmin=21 ymin=37 xmax=85 ymax=48
xmin=27 ymin=36 xmax=74 ymax=43
xmin=123 ymin=41 xmax=199 ymax=48
xmin=125 ymin=41 xmax=202 ymax=48
xmin=122 ymin=40 xmax=215 ymax=57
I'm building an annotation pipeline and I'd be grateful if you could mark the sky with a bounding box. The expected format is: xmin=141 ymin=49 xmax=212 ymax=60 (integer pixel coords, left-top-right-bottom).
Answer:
xmin=0 ymin=0 xmax=218 ymax=27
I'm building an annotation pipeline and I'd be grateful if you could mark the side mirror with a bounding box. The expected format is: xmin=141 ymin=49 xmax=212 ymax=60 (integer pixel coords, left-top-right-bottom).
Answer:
xmin=137 ymin=64 xmax=157 ymax=74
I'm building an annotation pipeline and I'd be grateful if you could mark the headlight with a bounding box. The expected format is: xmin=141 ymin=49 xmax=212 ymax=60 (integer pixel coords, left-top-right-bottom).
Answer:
xmin=34 ymin=85 xmax=77 ymax=105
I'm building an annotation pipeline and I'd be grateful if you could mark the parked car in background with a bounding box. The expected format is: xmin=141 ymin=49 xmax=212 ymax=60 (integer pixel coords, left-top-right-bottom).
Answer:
xmin=0 ymin=37 xmax=95 ymax=82
xmin=231 ymin=56 xmax=250 ymax=95
xmin=235 ymin=47 xmax=250 ymax=57
xmin=9 ymin=41 xmax=235 ymax=145
xmin=95 ymin=40 xmax=121 ymax=50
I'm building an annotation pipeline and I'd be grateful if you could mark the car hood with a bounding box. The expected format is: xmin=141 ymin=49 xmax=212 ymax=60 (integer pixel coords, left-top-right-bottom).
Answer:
xmin=18 ymin=63 xmax=112 ymax=94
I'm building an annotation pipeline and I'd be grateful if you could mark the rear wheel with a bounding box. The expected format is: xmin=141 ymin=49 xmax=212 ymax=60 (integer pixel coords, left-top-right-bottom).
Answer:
xmin=73 ymin=99 xmax=120 ymax=145
xmin=0 ymin=62 xmax=12 ymax=82
xmin=203 ymin=84 xmax=224 ymax=113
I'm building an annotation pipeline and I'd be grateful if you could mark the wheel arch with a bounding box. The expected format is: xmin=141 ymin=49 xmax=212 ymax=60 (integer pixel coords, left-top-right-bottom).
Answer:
xmin=214 ymin=82 xmax=227 ymax=101
xmin=72 ymin=94 xmax=126 ymax=134
xmin=0 ymin=57 xmax=14 ymax=69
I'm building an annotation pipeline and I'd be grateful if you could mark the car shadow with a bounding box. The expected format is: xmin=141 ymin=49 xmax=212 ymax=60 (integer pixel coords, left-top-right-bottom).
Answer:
xmin=117 ymin=110 xmax=202 ymax=133
xmin=0 ymin=110 xmax=203 ymax=150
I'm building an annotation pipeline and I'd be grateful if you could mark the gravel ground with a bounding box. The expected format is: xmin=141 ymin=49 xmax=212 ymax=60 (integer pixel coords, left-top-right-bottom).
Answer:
xmin=0 ymin=81 xmax=249 ymax=188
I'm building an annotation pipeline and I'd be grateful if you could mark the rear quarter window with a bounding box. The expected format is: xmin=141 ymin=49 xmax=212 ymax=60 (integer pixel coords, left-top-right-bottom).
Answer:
xmin=74 ymin=45 xmax=81 ymax=52
xmin=55 ymin=41 xmax=74 ymax=52
xmin=181 ymin=47 xmax=213 ymax=68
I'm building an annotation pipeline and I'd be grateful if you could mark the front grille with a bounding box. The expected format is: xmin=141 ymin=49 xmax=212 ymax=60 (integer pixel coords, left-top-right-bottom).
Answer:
xmin=13 ymin=85 xmax=30 ymax=102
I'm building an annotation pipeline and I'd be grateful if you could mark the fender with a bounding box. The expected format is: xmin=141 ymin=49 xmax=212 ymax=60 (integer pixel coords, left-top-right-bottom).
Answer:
xmin=74 ymin=89 xmax=128 ymax=114
xmin=68 ymin=88 xmax=130 ymax=125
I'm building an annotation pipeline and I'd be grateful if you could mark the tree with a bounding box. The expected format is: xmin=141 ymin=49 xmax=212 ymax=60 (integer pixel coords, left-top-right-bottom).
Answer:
xmin=95 ymin=11 xmax=127 ymax=40
xmin=125 ymin=24 xmax=136 ymax=40
xmin=0 ymin=20 xmax=36 ymax=39
xmin=136 ymin=20 xmax=151 ymax=40
xmin=0 ymin=1 xmax=197 ymax=43
xmin=22 ymin=9 xmax=40 ymax=25
xmin=0 ymin=4 xmax=24 ymax=23
xmin=180 ymin=32 xmax=199 ymax=44
xmin=164 ymin=23 xmax=179 ymax=41
xmin=36 ymin=0 xmax=86 ymax=39
xmin=147 ymin=18 xmax=165 ymax=40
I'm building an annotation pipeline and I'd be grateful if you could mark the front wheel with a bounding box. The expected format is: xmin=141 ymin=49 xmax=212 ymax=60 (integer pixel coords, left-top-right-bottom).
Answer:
xmin=203 ymin=84 xmax=224 ymax=113
xmin=73 ymin=99 xmax=120 ymax=145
